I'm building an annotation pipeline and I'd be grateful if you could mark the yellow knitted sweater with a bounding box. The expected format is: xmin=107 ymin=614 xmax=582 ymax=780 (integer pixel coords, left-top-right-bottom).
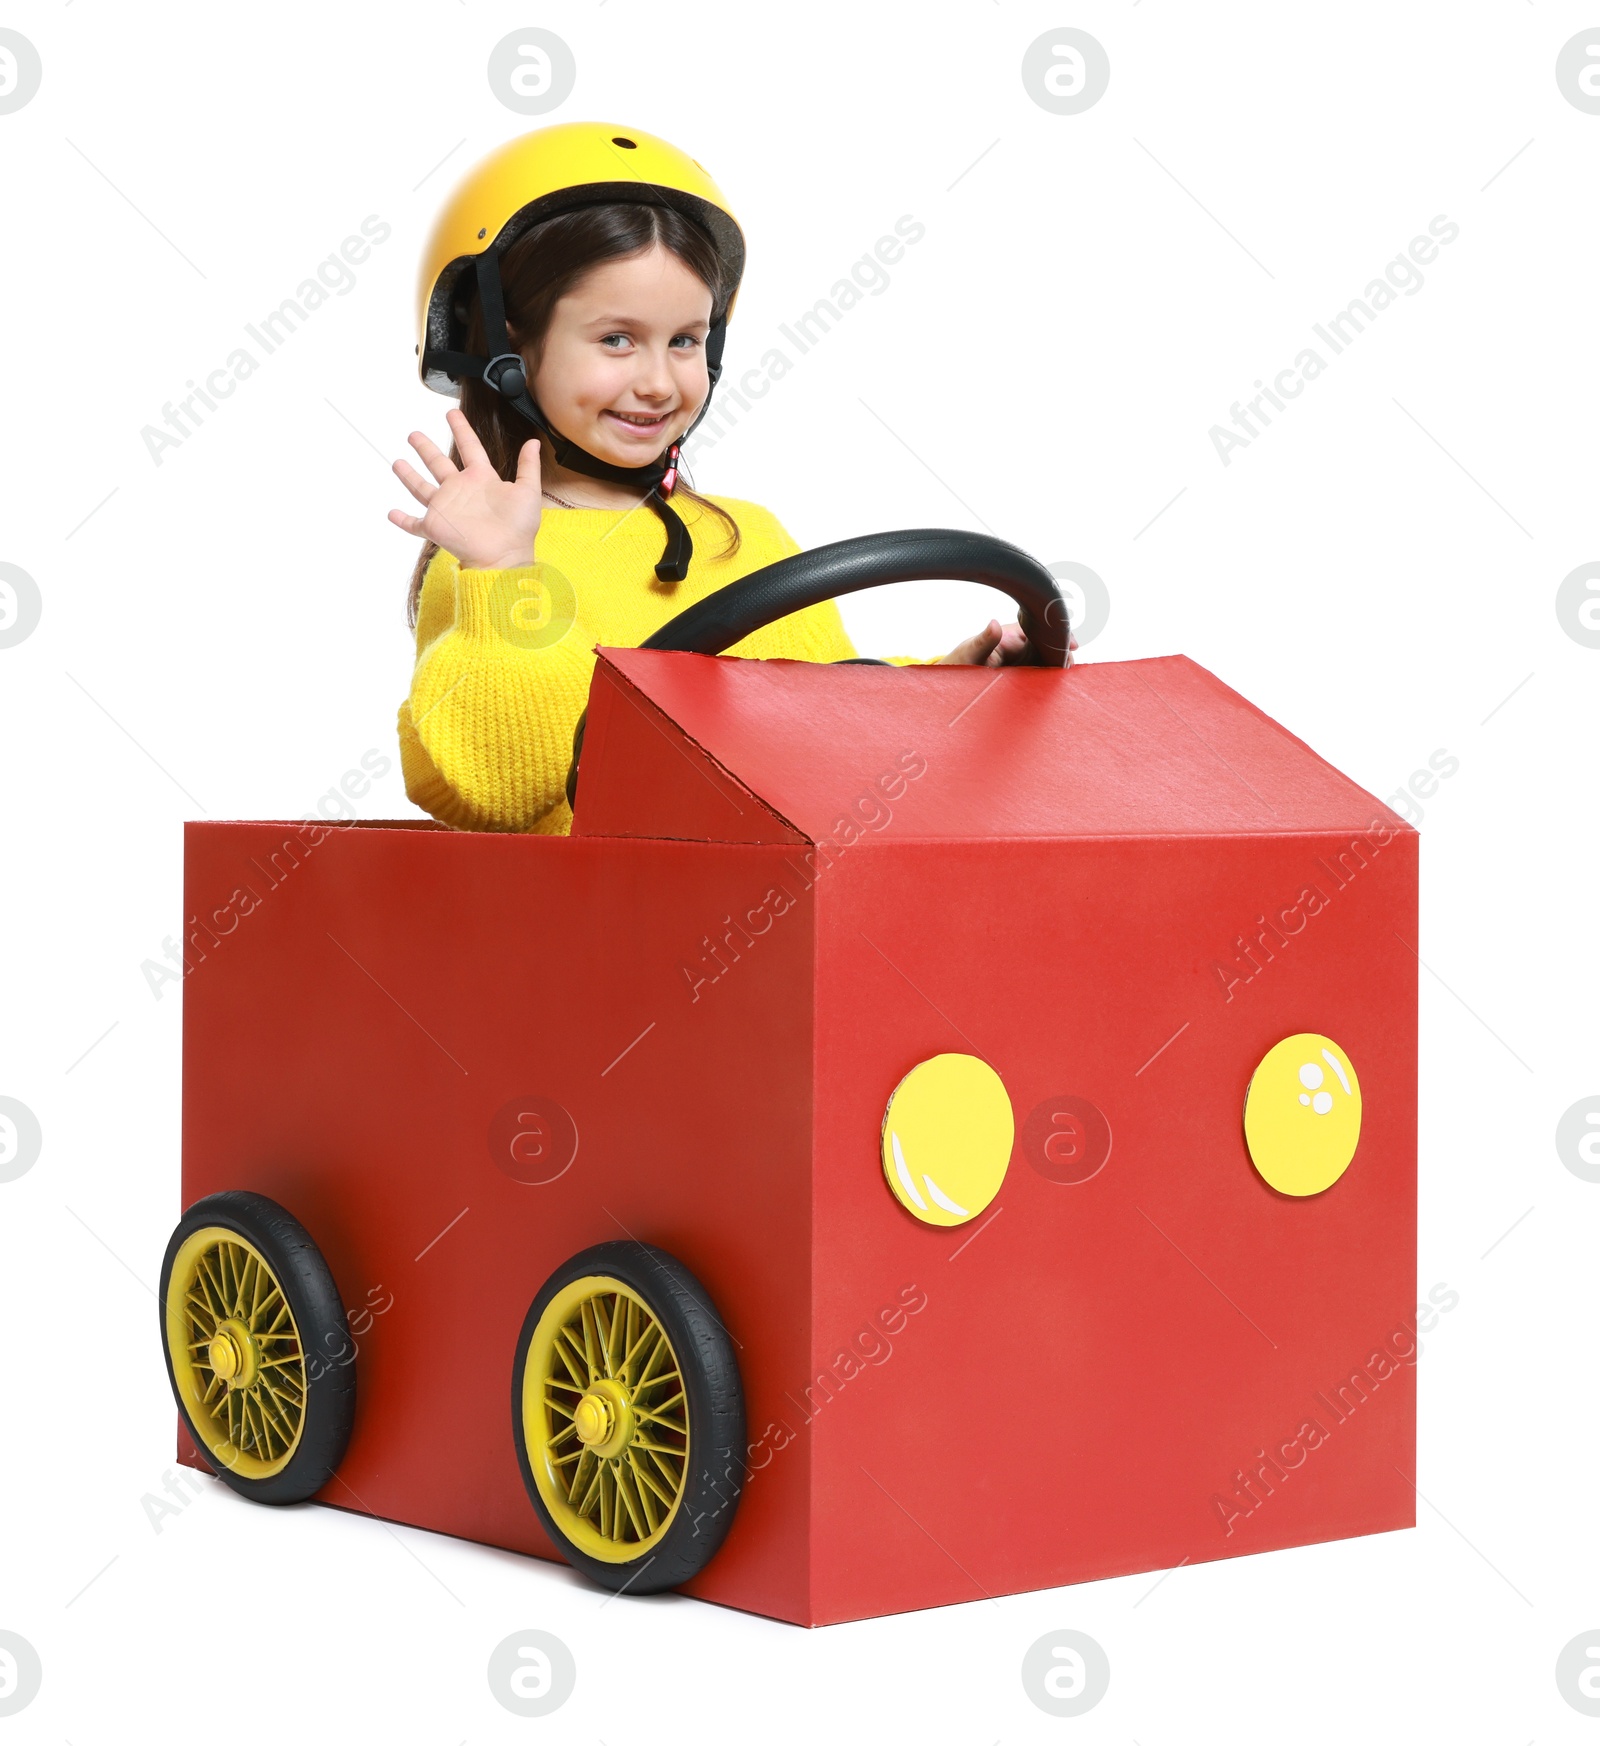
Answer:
xmin=397 ymin=494 xmax=924 ymax=834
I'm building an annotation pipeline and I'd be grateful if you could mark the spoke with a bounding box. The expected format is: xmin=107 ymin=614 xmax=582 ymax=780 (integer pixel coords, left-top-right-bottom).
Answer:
xmin=589 ymin=1295 xmax=612 ymax=1378
xmin=258 ymin=1401 xmax=292 ymax=1454
xmin=250 ymin=1389 xmax=274 ymax=1456
xmin=619 ymin=1316 xmax=658 ymax=1381
xmin=239 ymin=1390 xmax=264 ymax=1455
xmin=606 ymin=1293 xmax=627 ymax=1377
xmin=554 ymin=1328 xmax=589 ymax=1387
xmin=257 ymin=1391 xmax=283 ymax=1457
xmin=634 ymin=1331 xmax=670 ymax=1388
xmin=614 ymin=1460 xmax=648 ymax=1538
xmin=632 ymin=1398 xmax=687 ymax=1430
xmin=550 ymin=1445 xmax=584 ymax=1466
xmin=575 ymin=1453 xmax=602 ymax=1517
xmin=246 ymin=1394 xmax=272 ymax=1458
xmin=252 ymin=1280 xmax=285 ymax=1334
xmin=258 ymin=1378 xmax=301 ymax=1438
xmin=197 ymin=1254 xmax=228 ymax=1318
xmin=631 ymin=1433 xmax=687 ymax=1458
xmin=606 ymin=1463 xmax=627 ymax=1540
xmin=545 ymin=1374 xmax=585 ymax=1394
xmin=627 ymin=1455 xmax=662 ymax=1531
xmin=637 ymin=1444 xmax=685 ymax=1500
xmin=632 ymin=1350 xmax=680 ymax=1390
xmin=579 ymin=1302 xmax=600 ymax=1378
xmin=628 ymin=1449 xmax=674 ymax=1514
xmin=618 ymin=1297 xmax=636 ymax=1381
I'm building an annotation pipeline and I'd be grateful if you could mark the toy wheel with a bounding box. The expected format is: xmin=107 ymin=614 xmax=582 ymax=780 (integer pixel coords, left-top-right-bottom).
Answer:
xmin=159 ymin=1190 xmax=355 ymax=1505
xmin=512 ymin=1240 xmax=745 ymax=1593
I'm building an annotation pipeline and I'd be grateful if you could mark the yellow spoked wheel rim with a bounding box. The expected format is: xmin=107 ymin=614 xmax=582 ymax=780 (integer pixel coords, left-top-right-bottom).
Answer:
xmin=521 ymin=1275 xmax=690 ymax=1562
xmin=164 ymin=1227 xmax=307 ymax=1480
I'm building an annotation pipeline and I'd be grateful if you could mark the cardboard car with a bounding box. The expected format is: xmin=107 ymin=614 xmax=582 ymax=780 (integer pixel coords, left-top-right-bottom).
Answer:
xmin=161 ymin=532 xmax=1417 ymax=1627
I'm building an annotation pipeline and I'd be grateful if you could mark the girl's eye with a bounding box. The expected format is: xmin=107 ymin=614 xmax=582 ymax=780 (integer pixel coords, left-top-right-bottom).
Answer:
xmin=596 ymin=333 xmax=701 ymax=351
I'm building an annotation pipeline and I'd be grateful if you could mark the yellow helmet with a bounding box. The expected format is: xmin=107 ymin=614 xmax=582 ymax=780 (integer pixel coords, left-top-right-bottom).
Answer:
xmin=415 ymin=121 xmax=744 ymax=581
xmin=417 ymin=120 xmax=744 ymax=394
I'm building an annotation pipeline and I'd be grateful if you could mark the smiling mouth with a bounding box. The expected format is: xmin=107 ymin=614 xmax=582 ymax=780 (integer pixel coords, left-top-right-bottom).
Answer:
xmin=603 ymin=409 xmax=672 ymax=433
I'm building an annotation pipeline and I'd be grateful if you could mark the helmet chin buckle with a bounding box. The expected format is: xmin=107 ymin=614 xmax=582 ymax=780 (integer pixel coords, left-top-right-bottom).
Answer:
xmin=484 ymin=352 xmax=527 ymax=399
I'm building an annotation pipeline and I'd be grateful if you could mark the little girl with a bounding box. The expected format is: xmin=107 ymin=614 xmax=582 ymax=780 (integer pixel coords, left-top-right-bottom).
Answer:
xmin=390 ymin=123 xmax=1063 ymax=834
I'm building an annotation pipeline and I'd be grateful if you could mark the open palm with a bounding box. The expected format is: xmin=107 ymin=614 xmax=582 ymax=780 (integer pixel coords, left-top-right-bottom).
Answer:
xmin=389 ymin=406 xmax=543 ymax=571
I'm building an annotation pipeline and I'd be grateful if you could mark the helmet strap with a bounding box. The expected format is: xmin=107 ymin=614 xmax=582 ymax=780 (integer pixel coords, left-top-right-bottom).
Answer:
xmin=423 ymin=247 xmax=728 ymax=584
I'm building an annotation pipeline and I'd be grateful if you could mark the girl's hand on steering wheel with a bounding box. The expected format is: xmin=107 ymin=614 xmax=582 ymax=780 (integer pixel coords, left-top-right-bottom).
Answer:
xmin=936 ymin=619 xmax=1078 ymax=666
xmin=388 ymin=407 xmax=543 ymax=571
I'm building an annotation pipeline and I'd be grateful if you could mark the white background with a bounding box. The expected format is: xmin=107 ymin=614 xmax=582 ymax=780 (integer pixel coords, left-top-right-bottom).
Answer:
xmin=1 ymin=1 xmax=1597 ymax=1740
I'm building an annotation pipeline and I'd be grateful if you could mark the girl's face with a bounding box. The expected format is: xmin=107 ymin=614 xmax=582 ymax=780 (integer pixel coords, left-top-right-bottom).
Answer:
xmin=527 ymin=243 xmax=714 ymax=468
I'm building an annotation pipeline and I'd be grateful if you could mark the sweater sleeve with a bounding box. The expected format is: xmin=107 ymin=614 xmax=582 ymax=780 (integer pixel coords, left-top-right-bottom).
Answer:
xmin=397 ymin=546 xmax=592 ymax=834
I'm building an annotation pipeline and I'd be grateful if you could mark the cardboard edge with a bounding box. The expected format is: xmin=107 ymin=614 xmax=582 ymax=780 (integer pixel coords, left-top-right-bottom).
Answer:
xmin=1157 ymin=654 xmax=1420 ymax=837
xmin=591 ymin=648 xmax=813 ymax=846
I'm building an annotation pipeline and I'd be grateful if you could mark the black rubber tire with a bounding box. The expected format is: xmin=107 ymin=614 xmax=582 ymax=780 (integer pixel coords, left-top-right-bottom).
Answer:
xmin=511 ymin=1240 xmax=746 ymax=1594
xmin=158 ymin=1189 xmax=355 ymax=1506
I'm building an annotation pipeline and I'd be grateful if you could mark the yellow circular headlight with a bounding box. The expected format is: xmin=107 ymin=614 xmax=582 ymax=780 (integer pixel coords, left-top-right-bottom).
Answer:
xmin=1243 ymin=1033 xmax=1362 ymax=1196
xmin=881 ymin=1052 xmax=1014 ymax=1227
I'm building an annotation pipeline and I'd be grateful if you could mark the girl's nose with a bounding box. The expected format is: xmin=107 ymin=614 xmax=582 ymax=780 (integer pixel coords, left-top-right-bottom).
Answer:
xmin=631 ymin=348 xmax=676 ymax=401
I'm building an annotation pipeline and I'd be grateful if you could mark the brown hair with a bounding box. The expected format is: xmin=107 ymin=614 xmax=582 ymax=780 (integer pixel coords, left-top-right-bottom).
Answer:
xmin=406 ymin=202 xmax=741 ymax=629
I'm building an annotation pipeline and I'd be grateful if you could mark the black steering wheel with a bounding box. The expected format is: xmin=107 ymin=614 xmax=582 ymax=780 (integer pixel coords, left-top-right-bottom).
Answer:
xmin=565 ymin=528 xmax=1071 ymax=809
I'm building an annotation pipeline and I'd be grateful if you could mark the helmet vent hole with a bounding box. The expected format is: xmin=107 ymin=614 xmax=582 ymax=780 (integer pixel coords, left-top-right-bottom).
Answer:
xmin=611 ymin=136 xmax=637 ymax=149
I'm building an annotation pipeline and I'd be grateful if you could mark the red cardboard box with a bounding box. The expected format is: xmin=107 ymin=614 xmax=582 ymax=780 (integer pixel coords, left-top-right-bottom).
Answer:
xmin=179 ymin=648 xmax=1417 ymax=1626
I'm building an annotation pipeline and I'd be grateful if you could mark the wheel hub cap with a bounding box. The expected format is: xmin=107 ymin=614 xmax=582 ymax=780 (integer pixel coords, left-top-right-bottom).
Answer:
xmin=572 ymin=1377 xmax=633 ymax=1459
xmin=207 ymin=1318 xmax=258 ymax=1389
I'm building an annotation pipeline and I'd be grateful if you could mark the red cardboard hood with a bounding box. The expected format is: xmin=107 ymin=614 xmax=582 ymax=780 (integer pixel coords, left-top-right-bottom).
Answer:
xmin=574 ymin=646 xmax=1409 ymax=846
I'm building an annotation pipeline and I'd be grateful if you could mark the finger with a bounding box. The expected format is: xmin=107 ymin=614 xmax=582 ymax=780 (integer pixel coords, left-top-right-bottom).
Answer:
xmin=449 ymin=406 xmax=492 ymax=470
xmin=512 ymin=436 xmax=542 ymax=487
xmin=387 ymin=508 xmax=426 ymax=537
xmin=410 ymin=428 xmax=457 ymax=485
xmin=391 ymin=458 xmax=437 ymax=506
